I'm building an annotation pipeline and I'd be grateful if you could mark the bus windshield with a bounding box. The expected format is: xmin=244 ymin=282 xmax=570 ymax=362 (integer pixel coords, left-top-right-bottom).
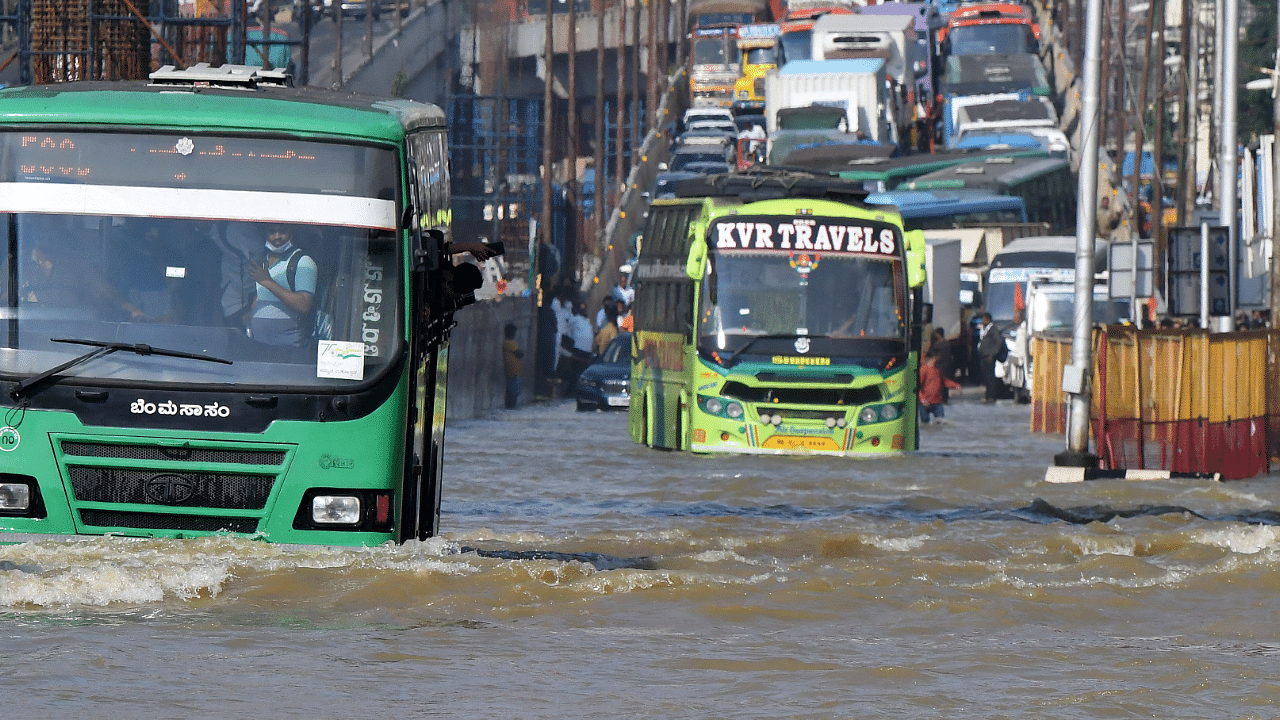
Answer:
xmin=0 ymin=131 xmax=402 ymax=390
xmin=700 ymin=250 xmax=905 ymax=347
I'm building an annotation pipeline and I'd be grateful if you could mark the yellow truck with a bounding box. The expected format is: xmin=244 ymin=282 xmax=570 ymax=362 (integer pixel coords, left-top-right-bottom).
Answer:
xmin=732 ymin=23 xmax=779 ymax=112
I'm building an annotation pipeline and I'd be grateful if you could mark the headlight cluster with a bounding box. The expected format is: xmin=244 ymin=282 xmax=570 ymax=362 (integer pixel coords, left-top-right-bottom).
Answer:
xmin=0 ymin=482 xmax=31 ymax=512
xmin=699 ymin=395 xmax=745 ymax=420
xmin=857 ymin=404 xmax=902 ymax=426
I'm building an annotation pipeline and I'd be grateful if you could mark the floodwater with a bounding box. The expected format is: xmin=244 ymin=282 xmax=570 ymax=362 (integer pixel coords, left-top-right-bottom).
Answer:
xmin=5 ymin=394 xmax=1280 ymax=718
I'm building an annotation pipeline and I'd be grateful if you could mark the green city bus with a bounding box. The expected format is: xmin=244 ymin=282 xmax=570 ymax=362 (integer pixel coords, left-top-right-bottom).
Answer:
xmin=0 ymin=66 xmax=479 ymax=546
xmin=630 ymin=170 xmax=927 ymax=455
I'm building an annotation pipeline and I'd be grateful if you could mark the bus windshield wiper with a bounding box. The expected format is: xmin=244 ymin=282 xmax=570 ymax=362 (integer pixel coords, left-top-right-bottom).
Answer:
xmin=722 ymin=334 xmax=828 ymax=368
xmin=10 ymin=338 xmax=233 ymax=401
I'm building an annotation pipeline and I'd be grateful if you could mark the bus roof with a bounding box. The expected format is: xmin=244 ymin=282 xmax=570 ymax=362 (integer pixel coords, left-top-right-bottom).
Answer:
xmin=901 ymin=155 xmax=1071 ymax=191
xmin=0 ymin=79 xmax=444 ymax=141
xmin=864 ymin=189 xmax=1026 ymax=218
xmin=671 ymin=168 xmax=871 ymax=204
xmin=835 ymin=144 xmax=1048 ymax=184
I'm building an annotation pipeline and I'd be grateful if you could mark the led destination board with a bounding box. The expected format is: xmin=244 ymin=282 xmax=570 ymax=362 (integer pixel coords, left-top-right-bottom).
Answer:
xmin=711 ymin=215 xmax=901 ymax=256
xmin=3 ymin=132 xmax=397 ymax=199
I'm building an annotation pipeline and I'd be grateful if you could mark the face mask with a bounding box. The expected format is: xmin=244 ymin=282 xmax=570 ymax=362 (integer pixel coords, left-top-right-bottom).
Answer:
xmin=266 ymin=240 xmax=293 ymax=255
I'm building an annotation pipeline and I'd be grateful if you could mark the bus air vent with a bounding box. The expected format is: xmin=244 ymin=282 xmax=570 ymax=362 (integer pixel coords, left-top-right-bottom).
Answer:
xmin=79 ymin=510 xmax=258 ymax=534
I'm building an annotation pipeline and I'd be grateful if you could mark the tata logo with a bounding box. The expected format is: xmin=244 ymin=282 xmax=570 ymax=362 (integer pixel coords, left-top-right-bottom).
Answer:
xmin=144 ymin=474 xmax=196 ymax=505
xmin=794 ymin=337 xmax=811 ymax=354
xmin=0 ymin=426 xmax=18 ymax=452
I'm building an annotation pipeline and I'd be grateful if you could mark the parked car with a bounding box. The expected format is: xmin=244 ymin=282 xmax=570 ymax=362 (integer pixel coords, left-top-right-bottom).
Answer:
xmin=322 ymin=0 xmax=379 ymax=20
xmin=575 ymin=332 xmax=631 ymax=411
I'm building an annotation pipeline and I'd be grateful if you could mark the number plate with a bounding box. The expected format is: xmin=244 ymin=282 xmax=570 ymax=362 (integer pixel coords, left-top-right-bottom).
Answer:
xmin=607 ymin=395 xmax=630 ymax=407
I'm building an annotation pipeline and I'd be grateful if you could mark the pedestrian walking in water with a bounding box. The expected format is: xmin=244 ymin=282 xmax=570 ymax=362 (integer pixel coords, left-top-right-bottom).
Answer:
xmin=918 ymin=345 xmax=961 ymax=424
xmin=503 ymin=322 xmax=523 ymax=409
xmin=976 ymin=312 xmax=1005 ymax=403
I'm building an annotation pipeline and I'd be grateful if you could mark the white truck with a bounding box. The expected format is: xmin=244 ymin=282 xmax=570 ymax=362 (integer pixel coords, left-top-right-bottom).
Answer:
xmin=923 ymin=235 xmax=962 ymax=338
xmin=998 ymin=277 xmax=1130 ymax=403
xmin=809 ymin=13 xmax=917 ymax=91
xmin=763 ymin=58 xmax=894 ymax=145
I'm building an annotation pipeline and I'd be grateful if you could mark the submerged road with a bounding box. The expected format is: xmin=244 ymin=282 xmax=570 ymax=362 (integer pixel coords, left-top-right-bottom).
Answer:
xmin=4 ymin=393 xmax=1280 ymax=717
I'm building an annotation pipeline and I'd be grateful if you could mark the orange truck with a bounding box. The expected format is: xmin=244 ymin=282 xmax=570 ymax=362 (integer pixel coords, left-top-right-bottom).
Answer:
xmin=937 ymin=2 xmax=1040 ymax=57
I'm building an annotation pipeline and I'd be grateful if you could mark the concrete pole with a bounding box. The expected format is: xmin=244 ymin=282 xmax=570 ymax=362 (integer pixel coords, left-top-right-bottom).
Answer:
xmin=1152 ymin=0 xmax=1166 ymax=292
xmin=1272 ymin=0 xmax=1280 ymax=326
xmin=1129 ymin=0 xmax=1155 ymax=327
xmin=1219 ymin=0 xmax=1239 ymax=318
xmin=1099 ymin=0 xmax=1111 ymax=162
xmin=648 ymin=0 xmax=659 ymax=134
xmin=594 ymin=3 xmax=607 ymax=240
xmin=616 ymin=2 xmax=627 ymax=190
xmin=1180 ymin=0 xmax=1199 ymax=221
xmin=568 ymin=0 xmax=579 ymax=272
xmin=542 ymin=0 xmax=554 ymax=269
xmin=1060 ymin=0 xmax=1105 ymax=465
xmin=334 ymin=3 xmax=345 ymax=89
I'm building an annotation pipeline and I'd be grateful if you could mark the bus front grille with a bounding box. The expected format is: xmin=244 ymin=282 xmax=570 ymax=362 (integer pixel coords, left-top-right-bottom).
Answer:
xmin=78 ymin=510 xmax=259 ymax=534
xmin=61 ymin=441 xmax=285 ymax=466
xmin=67 ymin=467 xmax=275 ymax=509
xmin=53 ymin=435 xmax=292 ymax=535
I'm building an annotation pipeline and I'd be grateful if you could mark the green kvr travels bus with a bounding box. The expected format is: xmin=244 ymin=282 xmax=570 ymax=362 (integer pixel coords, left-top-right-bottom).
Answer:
xmin=630 ymin=170 xmax=927 ymax=455
xmin=0 ymin=66 xmax=480 ymax=546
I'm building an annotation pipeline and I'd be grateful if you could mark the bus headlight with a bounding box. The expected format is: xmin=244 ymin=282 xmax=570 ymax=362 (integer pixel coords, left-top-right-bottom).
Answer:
xmin=312 ymin=495 xmax=361 ymax=525
xmin=880 ymin=404 xmax=900 ymax=421
xmin=725 ymin=402 xmax=744 ymax=419
xmin=0 ymin=482 xmax=30 ymax=511
xmin=705 ymin=398 xmax=724 ymax=415
xmin=859 ymin=407 xmax=879 ymax=425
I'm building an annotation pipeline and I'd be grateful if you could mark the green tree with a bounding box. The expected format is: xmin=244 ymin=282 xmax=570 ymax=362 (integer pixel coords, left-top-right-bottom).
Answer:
xmin=1240 ymin=0 xmax=1277 ymax=140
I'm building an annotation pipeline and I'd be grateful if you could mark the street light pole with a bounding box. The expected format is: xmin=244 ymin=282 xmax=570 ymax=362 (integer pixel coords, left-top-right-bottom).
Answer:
xmin=1059 ymin=0 xmax=1105 ymax=467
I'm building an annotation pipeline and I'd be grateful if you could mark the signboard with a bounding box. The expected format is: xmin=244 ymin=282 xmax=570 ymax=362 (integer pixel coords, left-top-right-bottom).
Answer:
xmin=1166 ymin=226 xmax=1229 ymax=317
xmin=1108 ymin=240 xmax=1153 ymax=298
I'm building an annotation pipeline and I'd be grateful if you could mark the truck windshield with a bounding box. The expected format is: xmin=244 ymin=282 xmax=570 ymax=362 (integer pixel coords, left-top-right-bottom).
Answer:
xmin=0 ymin=131 xmax=402 ymax=390
xmin=949 ymin=25 xmax=1035 ymax=55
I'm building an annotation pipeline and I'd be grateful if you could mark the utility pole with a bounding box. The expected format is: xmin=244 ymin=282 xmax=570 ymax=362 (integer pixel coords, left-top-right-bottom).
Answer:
xmin=568 ymin=0 xmax=579 ymax=275
xmin=1272 ymin=0 xmax=1280 ymax=325
xmin=1219 ymin=0 xmax=1238 ymax=319
xmin=616 ymin=2 xmax=627 ymax=194
xmin=1059 ymin=0 xmax=1104 ymax=467
xmin=1151 ymin=0 xmax=1166 ymax=292
xmin=1129 ymin=0 xmax=1155 ymax=326
xmin=594 ymin=2 xmax=607 ymax=242
xmin=647 ymin=0 xmax=658 ymax=136
xmin=541 ymin=0 xmax=554 ymax=282
xmin=1178 ymin=0 xmax=1198 ymax=222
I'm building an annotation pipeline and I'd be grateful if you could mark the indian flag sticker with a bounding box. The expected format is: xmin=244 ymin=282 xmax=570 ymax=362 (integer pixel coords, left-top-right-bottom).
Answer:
xmin=316 ymin=340 xmax=365 ymax=381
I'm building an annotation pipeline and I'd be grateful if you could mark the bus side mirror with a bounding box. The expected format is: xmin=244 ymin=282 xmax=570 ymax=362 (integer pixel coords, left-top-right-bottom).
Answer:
xmin=905 ymin=229 xmax=926 ymax=289
xmin=413 ymin=228 xmax=443 ymax=272
xmin=686 ymin=237 xmax=707 ymax=281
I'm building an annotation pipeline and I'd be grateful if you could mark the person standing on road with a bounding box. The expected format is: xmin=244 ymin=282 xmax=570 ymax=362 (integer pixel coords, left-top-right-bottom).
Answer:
xmin=976 ymin=312 xmax=1003 ymax=403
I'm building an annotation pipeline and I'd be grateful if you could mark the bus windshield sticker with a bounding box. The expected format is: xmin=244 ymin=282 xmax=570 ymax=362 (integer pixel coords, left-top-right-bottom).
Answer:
xmin=711 ymin=217 xmax=899 ymax=256
xmin=317 ymin=340 xmax=365 ymax=381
